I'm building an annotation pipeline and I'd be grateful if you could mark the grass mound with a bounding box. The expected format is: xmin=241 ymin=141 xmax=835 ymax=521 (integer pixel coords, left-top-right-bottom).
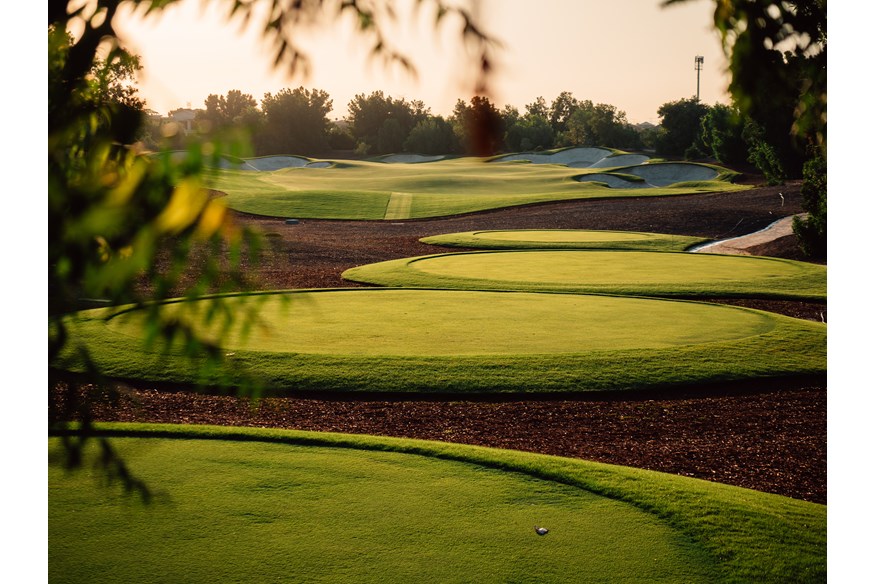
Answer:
xmin=54 ymin=289 xmax=826 ymax=393
xmin=49 ymin=424 xmax=826 ymax=583
xmin=342 ymin=250 xmax=826 ymax=300
xmin=420 ymin=229 xmax=709 ymax=251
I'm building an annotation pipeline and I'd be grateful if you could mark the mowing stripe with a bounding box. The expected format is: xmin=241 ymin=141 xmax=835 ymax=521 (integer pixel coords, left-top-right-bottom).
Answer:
xmin=384 ymin=191 xmax=413 ymax=219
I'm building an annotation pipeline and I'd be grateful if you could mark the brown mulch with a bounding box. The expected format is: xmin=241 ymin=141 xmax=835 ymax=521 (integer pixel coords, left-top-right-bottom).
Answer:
xmin=57 ymin=179 xmax=827 ymax=504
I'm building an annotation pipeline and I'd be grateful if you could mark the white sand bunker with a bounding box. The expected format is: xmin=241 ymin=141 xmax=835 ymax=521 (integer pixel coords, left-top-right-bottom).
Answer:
xmin=577 ymin=173 xmax=652 ymax=189
xmin=587 ymin=154 xmax=651 ymax=168
xmin=209 ymin=155 xmax=335 ymax=171
xmin=493 ymin=147 xmax=613 ymax=167
xmin=576 ymin=163 xmax=719 ymax=189
xmin=380 ymin=154 xmax=446 ymax=163
xmin=624 ymin=163 xmax=719 ymax=186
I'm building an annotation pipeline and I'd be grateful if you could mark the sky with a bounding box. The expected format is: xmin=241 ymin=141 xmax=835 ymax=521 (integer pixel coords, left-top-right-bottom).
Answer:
xmin=113 ymin=0 xmax=731 ymax=124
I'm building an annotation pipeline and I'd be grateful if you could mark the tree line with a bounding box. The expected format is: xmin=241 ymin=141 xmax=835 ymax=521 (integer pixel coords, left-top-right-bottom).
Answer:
xmin=144 ymin=86 xmax=811 ymax=181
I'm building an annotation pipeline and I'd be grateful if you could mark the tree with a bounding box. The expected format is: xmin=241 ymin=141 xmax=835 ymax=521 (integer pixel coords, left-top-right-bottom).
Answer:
xmin=525 ymin=96 xmax=549 ymax=120
xmin=699 ymin=103 xmax=748 ymax=165
xmin=665 ymin=0 xmax=826 ymax=256
xmin=654 ymin=97 xmax=709 ymax=157
xmin=450 ymin=96 xmax=505 ymax=156
xmin=549 ymin=91 xmax=580 ymax=139
xmin=565 ymin=101 xmax=641 ymax=149
xmin=256 ymin=87 xmax=333 ymax=155
xmin=198 ymin=89 xmax=262 ymax=134
xmin=403 ymin=116 xmax=460 ymax=154
xmin=49 ymin=0 xmax=496 ymax=487
xmin=346 ymin=91 xmax=429 ymax=154
xmin=505 ymin=114 xmax=555 ymax=152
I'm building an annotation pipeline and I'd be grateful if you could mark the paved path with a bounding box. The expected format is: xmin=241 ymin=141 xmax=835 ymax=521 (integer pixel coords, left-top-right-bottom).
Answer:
xmin=691 ymin=213 xmax=806 ymax=255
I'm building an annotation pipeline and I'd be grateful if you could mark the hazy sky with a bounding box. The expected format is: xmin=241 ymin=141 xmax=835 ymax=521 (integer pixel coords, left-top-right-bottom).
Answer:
xmin=114 ymin=0 xmax=730 ymax=124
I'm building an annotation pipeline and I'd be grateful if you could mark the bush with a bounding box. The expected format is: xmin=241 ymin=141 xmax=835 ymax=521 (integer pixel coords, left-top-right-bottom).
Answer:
xmin=792 ymin=153 xmax=827 ymax=259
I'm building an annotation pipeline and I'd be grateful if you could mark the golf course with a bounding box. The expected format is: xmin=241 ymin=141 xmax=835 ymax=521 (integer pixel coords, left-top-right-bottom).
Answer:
xmin=207 ymin=149 xmax=746 ymax=220
xmin=48 ymin=0 xmax=833 ymax=580
xmin=50 ymin=151 xmax=827 ymax=583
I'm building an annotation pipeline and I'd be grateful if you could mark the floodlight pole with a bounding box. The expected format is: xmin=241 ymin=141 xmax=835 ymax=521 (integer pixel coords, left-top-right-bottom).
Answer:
xmin=694 ymin=56 xmax=704 ymax=102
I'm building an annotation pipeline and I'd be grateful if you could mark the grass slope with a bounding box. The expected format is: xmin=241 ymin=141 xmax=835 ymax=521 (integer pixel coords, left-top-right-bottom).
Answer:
xmin=209 ymin=157 xmax=746 ymax=220
xmin=421 ymin=229 xmax=710 ymax=251
xmin=49 ymin=424 xmax=826 ymax=583
xmin=53 ymin=289 xmax=827 ymax=393
xmin=343 ymin=250 xmax=827 ymax=301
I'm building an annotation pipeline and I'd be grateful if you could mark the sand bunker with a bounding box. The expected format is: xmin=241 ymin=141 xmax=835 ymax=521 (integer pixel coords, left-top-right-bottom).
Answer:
xmin=576 ymin=173 xmax=652 ymax=189
xmin=576 ymin=163 xmax=720 ymax=189
xmin=588 ymin=154 xmax=651 ymax=168
xmin=493 ymin=147 xmax=613 ymax=167
xmin=379 ymin=154 xmax=446 ymax=163
xmin=625 ymin=163 xmax=719 ymax=186
xmin=207 ymin=155 xmax=334 ymax=171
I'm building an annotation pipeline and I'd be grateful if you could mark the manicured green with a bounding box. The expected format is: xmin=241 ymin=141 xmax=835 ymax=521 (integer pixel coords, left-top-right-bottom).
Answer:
xmin=49 ymin=424 xmax=826 ymax=583
xmin=208 ymin=157 xmax=747 ymax=220
xmin=53 ymin=289 xmax=826 ymax=393
xmin=421 ymin=229 xmax=709 ymax=251
xmin=343 ymin=250 xmax=827 ymax=300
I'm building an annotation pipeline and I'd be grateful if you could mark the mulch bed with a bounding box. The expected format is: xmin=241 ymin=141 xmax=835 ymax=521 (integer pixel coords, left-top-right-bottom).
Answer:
xmin=55 ymin=179 xmax=827 ymax=503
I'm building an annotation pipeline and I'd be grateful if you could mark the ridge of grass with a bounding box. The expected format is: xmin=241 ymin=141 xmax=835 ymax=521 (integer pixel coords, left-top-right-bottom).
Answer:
xmin=342 ymin=250 xmax=827 ymax=301
xmin=420 ymin=229 xmax=710 ymax=251
xmin=53 ymin=289 xmax=826 ymax=394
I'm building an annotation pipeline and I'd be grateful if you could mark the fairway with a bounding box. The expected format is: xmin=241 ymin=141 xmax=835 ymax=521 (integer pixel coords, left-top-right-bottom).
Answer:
xmin=343 ymin=250 xmax=827 ymax=300
xmin=421 ymin=229 xmax=709 ymax=251
xmin=207 ymin=155 xmax=744 ymax=219
xmin=55 ymin=289 xmax=827 ymax=393
xmin=49 ymin=425 xmax=826 ymax=584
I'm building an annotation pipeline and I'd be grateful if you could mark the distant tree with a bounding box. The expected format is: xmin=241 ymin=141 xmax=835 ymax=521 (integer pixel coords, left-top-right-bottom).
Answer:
xmin=501 ymin=104 xmax=520 ymax=129
xmin=377 ymin=118 xmax=406 ymax=153
xmin=451 ymin=96 xmax=505 ymax=156
xmin=549 ymin=91 xmax=579 ymax=136
xmin=505 ymin=114 xmax=555 ymax=152
xmin=198 ymin=90 xmax=262 ymax=134
xmin=525 ymin=96 xmax=550 ymax=120
xmin=255 ymin=87 xmax=333 ymax=155
xmin=346 ymin=91 xmax=428 ymax=154
xmin=699 ymin=103 xmax=748 ymax=165
xmin=327 ymin=123 xmax=356 ymax=151
xmin=654 ymin=97 xmax=709 ymax=156
xmin=403 ymin=116 xmax=460 ymax=154
xmin=565 ymin=101 xmax=641 ymax=149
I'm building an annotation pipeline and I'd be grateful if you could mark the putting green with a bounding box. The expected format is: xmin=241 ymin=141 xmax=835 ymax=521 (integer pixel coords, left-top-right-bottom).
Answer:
xmin=208 ymin=156 xmax=744 ymax=220
xmin=421 ymin=229 xmax=709 ymax=251
xmin=49 ymin=425 xmax=826 ymax=583
xmin=342 ymin=250 xmax=827 ymax=300
xmin=55 ymin=289 xmax=826 ymax=393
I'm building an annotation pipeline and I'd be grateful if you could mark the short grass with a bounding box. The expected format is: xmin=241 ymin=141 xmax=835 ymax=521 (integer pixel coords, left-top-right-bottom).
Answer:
xmin=343 ymin=250 xmax=827 ymax=301
xmin=53 ymin=289 xmax=827 ymax=393
xmin=208 ymin=157 xmax=747 ymax=220
xmin=49 ymin=424 xmax=826 ymax=583
xmin=421 ymin=229 xmax=710 ymax=251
